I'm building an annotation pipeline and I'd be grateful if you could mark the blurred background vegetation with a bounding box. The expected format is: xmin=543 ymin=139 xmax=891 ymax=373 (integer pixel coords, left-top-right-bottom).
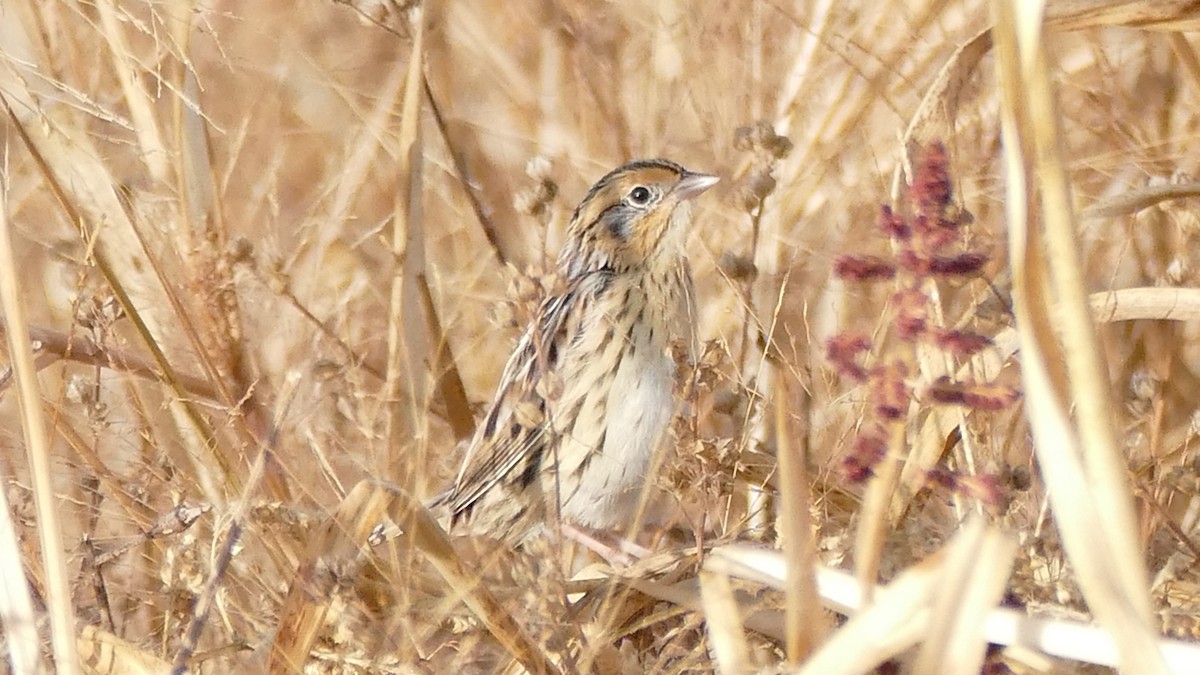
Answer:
xmin=3 ymin=1 xmax=1200 ymax=672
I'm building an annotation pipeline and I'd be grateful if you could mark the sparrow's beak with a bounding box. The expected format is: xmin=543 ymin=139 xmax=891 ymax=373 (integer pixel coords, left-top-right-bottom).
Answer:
xmin=675 ymin=172 xmax=720 ymax=201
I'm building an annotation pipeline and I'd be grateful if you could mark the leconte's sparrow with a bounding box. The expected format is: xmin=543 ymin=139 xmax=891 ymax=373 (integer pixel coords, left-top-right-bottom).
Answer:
xmin=431 ymin=159 xmax=718 ymax=544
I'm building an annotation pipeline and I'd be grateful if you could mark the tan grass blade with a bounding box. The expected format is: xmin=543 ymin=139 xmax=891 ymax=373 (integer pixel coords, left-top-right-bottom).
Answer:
xmin=77 ymin=625 xmax=170 ymax=675
xmin=112 ymin=184 xmax=274 ymax=494
xmin=0 ymin=93 xmax=237 ymax=490
xmin=910 ymin=519 xmax=1017 ymax=674
xmin=0 ymin=321 xmax=218 ymax=401
xmin=384 ymin=9 xmax=431 ymax=474
xmin=888 ymin=406 xmax=961 ymax=524
xmin=712 ymin=543 xmax=1200 ymax=671
xmin=269 ymin=480 xmax=560 ymax=674
xmin=0 ymin=468 xmax=43 ymax=674
xmin=771 ymin=0 xmax=835 ymax=135
xmin=1083 ymin=182 xmax=1200 ymax=220
xmin=798 ymin=550 xmax=939 ymax=673
xmin=1005 ymin=0 xmax=1150 ymax=616
xmin=165 ymin=0 xmax=202 ymax=185
xmin=903 ymin=28 xmax=994 ymax=146
xmin=698 ymin=568 xmax=751 ymax=675
xmin=429 ymin=5 xmax=521 ymax=265
xmin=324 ymin=42 xmax=409 ymax=255
xmin=0 ymin=178 xmax=80 ymax=672
xmin=1090 ymin=287 xmax=1200 ymax=323
xmin=805 ymin=519 xmax=1009 ymax=674
xmin=95 ymin=0 xmax=169 ymax=181
xmin=1168 ymin=32 xmax=1200 ymax=93
xmin=853 ymin=422 xmax=904 ymax=601
xmin=384 ymin=483 xmax=563 ymax=675
xmin=1046 ymin=0 xmax=1200 ymax=31
xmin=418 ymin=277 xmax=475 ymax=441
xmin=171 ymin=18 xmax=260 ymax=439
xmin=992 ymin=1 xmax=1166 ymax=671
xmin=774 ymin=371 xmax=823 ymax=662
xmin=171 ymin=435 xmax=274 ymax=673
xmin=625 ymin=565 xmax=787 ymax=643
xmin=268 ymin=482 xmax=397 ymax=673
xmin=968 ymin=287 xmax=1200 ymax=376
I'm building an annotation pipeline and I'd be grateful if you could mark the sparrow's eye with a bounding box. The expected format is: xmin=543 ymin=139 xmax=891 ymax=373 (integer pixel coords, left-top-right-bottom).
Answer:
xmin=627 ymin=186 xmax=653 ymax=206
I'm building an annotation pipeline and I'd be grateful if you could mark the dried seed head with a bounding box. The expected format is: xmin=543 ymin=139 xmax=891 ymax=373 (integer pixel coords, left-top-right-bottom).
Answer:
xmin=1127 ymin=370 xmax=1159 ymax=418
xmin=513 ymin=156 xmax=559 ymax=217
xmin=73 ymin=293 xmax=123 ymax=330
xmin=733 ymin=121 xmax=792 ymax=159
xmin=738 ymin=171 xmax=778 ymax=211
xmin=718 ymin=251 xmax=758 ymax=281
xmin=228 ymin=237 xmax=254 ymax=266
xmin=1165 ymin=258 xmax=1187 ymax=285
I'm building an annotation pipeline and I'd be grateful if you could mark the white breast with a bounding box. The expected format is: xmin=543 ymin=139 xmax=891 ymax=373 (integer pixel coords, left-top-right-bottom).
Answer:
xmin=561 ymin=324 xmax=675 ymax=528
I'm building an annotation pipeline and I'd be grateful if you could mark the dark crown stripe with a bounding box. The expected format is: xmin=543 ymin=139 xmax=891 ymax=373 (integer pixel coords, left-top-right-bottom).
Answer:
xmin=570 ymin=158 xmax=685 ymax=223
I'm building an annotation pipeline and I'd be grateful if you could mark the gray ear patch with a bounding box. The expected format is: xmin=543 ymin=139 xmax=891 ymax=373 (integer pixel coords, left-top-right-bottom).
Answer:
xmin=603 ymin=205 xmax=632 ymax=240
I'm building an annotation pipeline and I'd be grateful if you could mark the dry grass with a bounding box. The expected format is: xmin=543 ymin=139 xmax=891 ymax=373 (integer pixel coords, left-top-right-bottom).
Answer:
xmin=4 ymin=1 xmax=1200 ymax=673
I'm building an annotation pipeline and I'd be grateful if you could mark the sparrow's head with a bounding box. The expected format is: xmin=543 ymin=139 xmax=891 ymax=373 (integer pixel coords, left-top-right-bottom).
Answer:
xmin=558 ymin=159 xmax=718 ymax=278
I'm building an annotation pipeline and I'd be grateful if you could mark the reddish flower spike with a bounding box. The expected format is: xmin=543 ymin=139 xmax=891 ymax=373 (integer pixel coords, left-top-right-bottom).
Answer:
xmin=826 ymin=333 xmax=871 ymax=381
xmin=912 ymin=213 xmax=933 ymax=237
xmin=841 ymin=456 xmax=873 ymax=483
xmin=921 ymin=227 xmax=960 ymax=252
xmin=927 ymin=377 xmax=1020 ymax=411
xmin=912 ymin=142 xmax=952 ymax=216
xmin=932 ymin=329 xmax=992 ymax=357
xmin=923 ymin=466 xmax=958 ymax=490
xmin=928 ymin=252 xmax=987 ymax=276
xmin=870 ymin=363 xmax=910 ymax=420
xmin=879 ymin=205 xmax=911 ymax=240
xmin=892 ymin=289 xmax=928 ymax=340
xmin=922 ymin=468 xmax=1004 ymax=507
xmin=958 ymin=383 xmax=1021 ymax=411
xmin=842 ymin=433 xmax=887 ymax=483
xmin=897 ymin=249 xmax=931 ymax=276
xmin=834 ymin=254 xmax=897 ymax=281
xmin=957 ymin=474 xmax=1003 ymax=506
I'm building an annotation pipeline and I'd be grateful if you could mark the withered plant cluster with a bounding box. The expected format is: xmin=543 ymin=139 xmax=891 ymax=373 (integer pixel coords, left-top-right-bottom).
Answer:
xmin=828 ymin=141 xmax=1018 ymax=500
